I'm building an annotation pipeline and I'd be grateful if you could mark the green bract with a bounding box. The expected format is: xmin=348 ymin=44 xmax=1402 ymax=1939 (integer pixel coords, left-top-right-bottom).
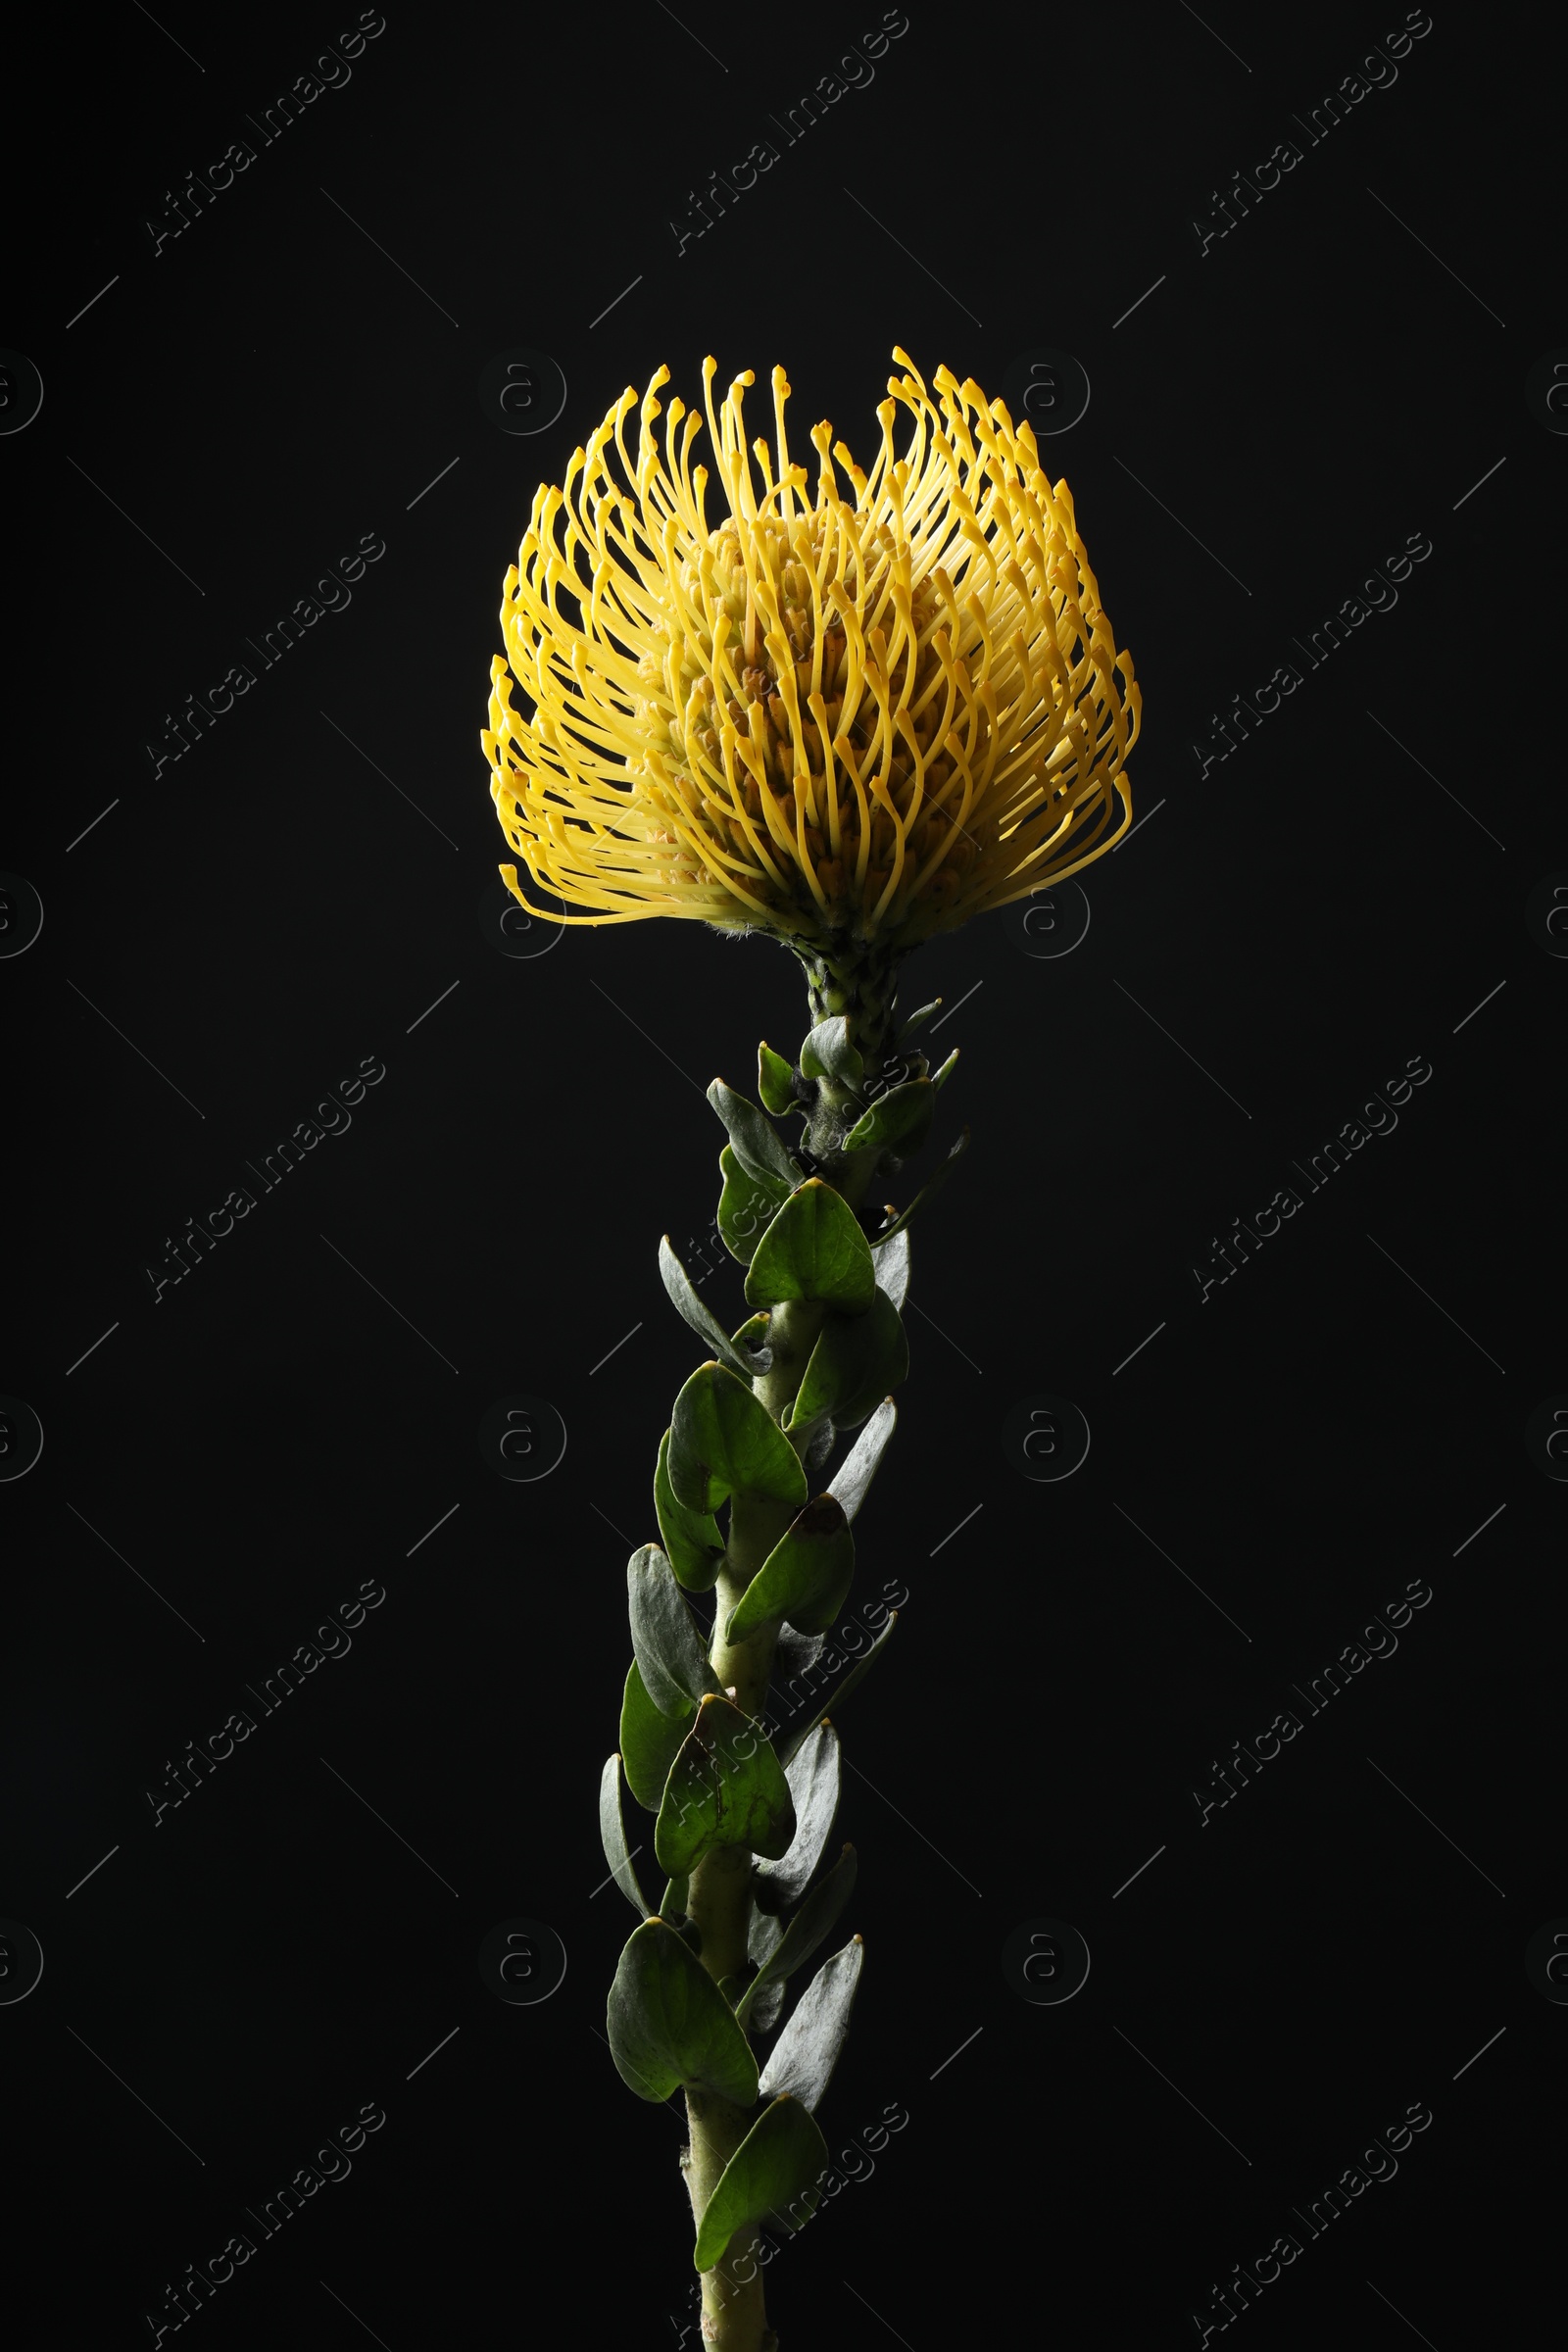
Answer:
xmin=744 ymin=1179 xmax=876 ymax=1315
xmin=655 ymin=1695 xmax=797 ymax=1877
xmin=707 ymin=1078 xmax=801 ymax=1191
xmin=825 ymin=1398 xmax=897 ymax=1523
xmin=725 ymin=1497 xmax=856 ymax=1642
xmin=659 ymin=1238 xmax=764 ymax=1381
xmin=778 ymin=1614 xmax=899 ymax=1767
xmin=757 ymin=1937 xmax=865 ymax=2113
xmin=787 ymin=1287 xmax=909 ymax=1432
xmin=757 ymin=1041 xmax=798 ymax=1116
xmin=692 ymin=2096 xmax=832 ymax=2269
xmin=799 ymin=1014 xmax=864 ymax=1088
xmin=618 ymin=1658 xmax=692 ymax=1811
xmin=654 ymin=1429 xmax=725 ymax=1594
xmin=753 ymin=1720 xmax=841 ymax=1917
xmin=716 ymin=1144 xmax=789 ymax=1266
xmin=669 ymin=1361 xmax=808 ymax=1512
xmin=842 ymin=1074 xmax=935 ymax=1158
xmin=736 ymin=1843 xmax=858 ymax=2029
xmin=608 ymin=1917 xmax=760 ymax=2106
xmin=627 ymin=1544 xmax=720 ymax=1716
xmin=598 ymin=1753 xmax=652 ymax=1918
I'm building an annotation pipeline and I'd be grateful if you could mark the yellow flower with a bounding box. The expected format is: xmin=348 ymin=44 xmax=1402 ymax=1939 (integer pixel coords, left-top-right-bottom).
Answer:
xmin=483 ymin=349 xmax=1141 ymax=946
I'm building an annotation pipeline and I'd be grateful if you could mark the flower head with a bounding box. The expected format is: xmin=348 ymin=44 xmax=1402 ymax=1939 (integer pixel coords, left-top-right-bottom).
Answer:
xmin=484 ymin=349 xmax=1141 ymax=946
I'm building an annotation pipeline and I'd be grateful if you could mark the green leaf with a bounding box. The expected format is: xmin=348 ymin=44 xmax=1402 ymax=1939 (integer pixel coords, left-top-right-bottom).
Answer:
xmin=753 ymin=1720 xmax=841 ymax=1918
xmin=669 ymin=1360 xmax=808 ymax=1513
xmin=799 ymin=1015 xmax=864 ymax=1089
xmin=736 ymin=1844 xmax=857 ymax=2030
xmin=758 ymin=1041 xmax=798 ymax=1117
xmin=717 ymin=1145 xmax=791 ymax=1266
xmin=726 ymin=1498 xmax=855 ymax=1642
xmin=930 ymin=1046 xmax=959 ymax=1090
xmin=732 ymin=1309 xmax=771 ymax=1351
xmin=898 ymin=997 xmax=942 ymax=1037
xmin=779 ymin=1613 xmax=899 ymax=1768
xmin=660 ymin=1872 xmax=689 ymax=1920
xmin=758 ymin=1936 xmax=865 ymax=2112
xmin=744 ymin=1179 xmax=876 ymax=1315
xmin=842 ymin=1075 xmax=935 ymax=1158
xmin=708 ymin=1078 xmax=801 ymax=1191
xmin=598 ymin=1753 xmax=653 ymax=1918
xmin=869 ymin=1227 xmax=909 ymax=1312
xmin=619 ymin=1658 xmax=693 ymax=1811
xmin=628 ymin=1544 xmax=720 ymax=1715
xmin=659 ymin=1238 xmax=762 ymax=1381
xmin=655 ymin=1695 xmax=798 ymax=1877
xmin=655 ymin=1429 xmax=726 ymax=1594
xmin=693 ymin=2096 xmax=832 ymax=2269
xmin=607 ymin=1917 xmax=760 ymax=2107
xmin=872 ymin=1125 xmax=970 ymax=1247
xmin=826 ymin=1398 xmax=897 ymax=1523
xmin=787 ymin=1288 xmax=908 ymax=1433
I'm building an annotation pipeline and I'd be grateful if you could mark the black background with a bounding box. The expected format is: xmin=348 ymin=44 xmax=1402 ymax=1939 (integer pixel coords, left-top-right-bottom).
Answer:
xmin=4 ymin=2 xmax=1564 ymax=2345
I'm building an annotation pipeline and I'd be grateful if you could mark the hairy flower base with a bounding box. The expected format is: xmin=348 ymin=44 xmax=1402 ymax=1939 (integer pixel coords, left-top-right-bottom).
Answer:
xmin=485 ymin=349 xmax=1141 ymax=945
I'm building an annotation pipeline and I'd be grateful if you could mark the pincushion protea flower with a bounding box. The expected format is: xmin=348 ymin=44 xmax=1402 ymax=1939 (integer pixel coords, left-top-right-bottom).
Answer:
xmin=483 ymin=348 xmax=1141 ymax=964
